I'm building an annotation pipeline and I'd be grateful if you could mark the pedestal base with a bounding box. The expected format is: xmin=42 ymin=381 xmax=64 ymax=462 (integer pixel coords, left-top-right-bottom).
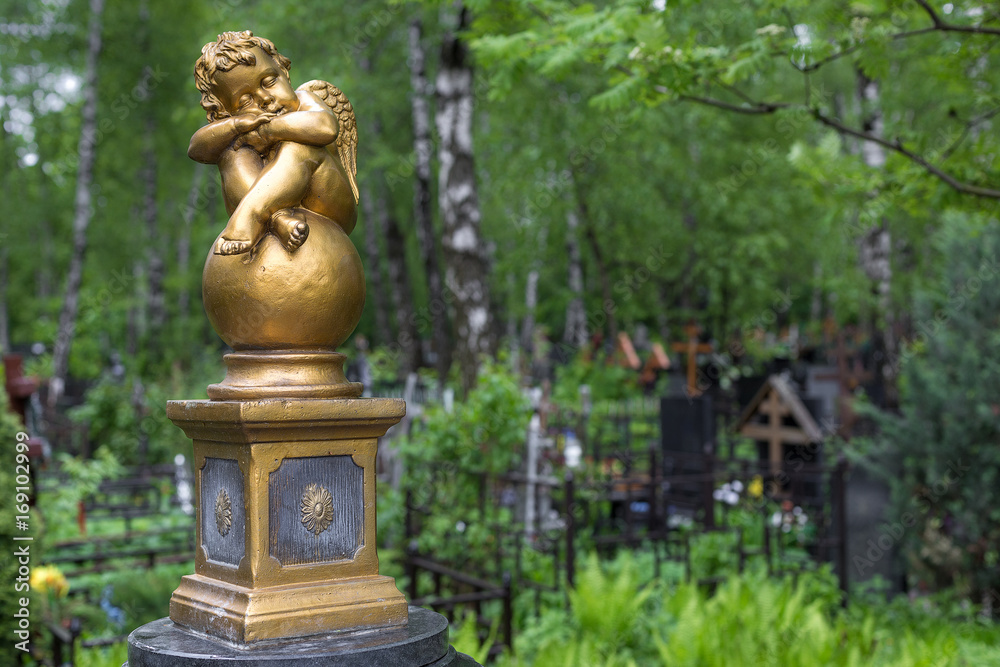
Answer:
xmin=169 ymin=573 xmax=407 ymax=643
xmin=125 ymin=607 xmax=480 ymax=666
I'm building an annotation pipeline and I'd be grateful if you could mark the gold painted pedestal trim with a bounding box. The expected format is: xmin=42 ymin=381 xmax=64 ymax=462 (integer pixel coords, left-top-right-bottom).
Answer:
xmin=170 ymin=573 xmax=408 ymax=644
xmin=207 ymin=350 xmax=363 ymax=400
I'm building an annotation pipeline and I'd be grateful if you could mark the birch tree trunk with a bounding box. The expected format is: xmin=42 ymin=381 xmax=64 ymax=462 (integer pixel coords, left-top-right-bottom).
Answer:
xmin=49 ymin=0 xmax=105 ymax=409
xmin=520 ymin=269 xmax=539 ymax=363
xmin=856 ymin=72 xmax=895 ymax=407
xmin=436 ymin=3 xmax=495 ymax=391
xmin=410 ymin=17 xmax=451 ymax=384
xmin=563 ymin=208 xmax=588 ymax=349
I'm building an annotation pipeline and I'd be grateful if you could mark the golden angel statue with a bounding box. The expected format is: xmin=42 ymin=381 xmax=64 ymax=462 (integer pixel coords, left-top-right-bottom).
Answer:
xmin=188 ymin=31 xmax=367 ymax=360
xmin=189 ymin=30 xmax=358 ymax=256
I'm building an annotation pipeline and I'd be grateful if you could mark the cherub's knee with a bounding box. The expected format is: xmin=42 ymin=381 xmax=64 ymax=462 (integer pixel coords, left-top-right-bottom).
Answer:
xmin=276 ymin=141 xmax=326 ymax=163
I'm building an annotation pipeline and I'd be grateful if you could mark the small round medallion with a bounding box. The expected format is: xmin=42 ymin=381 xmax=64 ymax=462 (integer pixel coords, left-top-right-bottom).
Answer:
xmin=215 ymin=489 xmax=232 ymax=537
xmin=300 ymin=483 xmax=334 ymax=536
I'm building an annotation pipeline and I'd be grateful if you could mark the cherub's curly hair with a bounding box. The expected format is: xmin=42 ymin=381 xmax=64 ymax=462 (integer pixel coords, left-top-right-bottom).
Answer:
xmin=194 ymin=30 xmax=292 ymax=121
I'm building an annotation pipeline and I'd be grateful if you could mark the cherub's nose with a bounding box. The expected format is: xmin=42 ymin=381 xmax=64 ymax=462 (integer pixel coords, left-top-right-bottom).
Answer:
xmin=258 ymin=90 xmax=274 ymax=105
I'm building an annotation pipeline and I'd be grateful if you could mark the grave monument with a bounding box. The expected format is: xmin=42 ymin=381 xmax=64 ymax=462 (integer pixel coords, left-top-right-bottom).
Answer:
xmin=125 ymin=30 xmax=477 ymax=666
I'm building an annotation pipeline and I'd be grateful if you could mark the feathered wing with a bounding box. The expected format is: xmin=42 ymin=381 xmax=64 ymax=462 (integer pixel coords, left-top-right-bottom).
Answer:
xmin=298 ymin=80 xmax=359 ymax=204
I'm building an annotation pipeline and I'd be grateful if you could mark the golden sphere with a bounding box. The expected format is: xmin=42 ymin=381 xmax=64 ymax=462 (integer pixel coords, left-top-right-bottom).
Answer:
xmin=202 ymin=211 xmax=365 ymax=351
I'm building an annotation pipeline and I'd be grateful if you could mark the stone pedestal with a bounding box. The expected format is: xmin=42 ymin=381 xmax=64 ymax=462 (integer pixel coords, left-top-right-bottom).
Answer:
xmin=165 ymin=398 xmax=408 ymax=644
xmin=125 ymin=606 xmax=481 ymax=666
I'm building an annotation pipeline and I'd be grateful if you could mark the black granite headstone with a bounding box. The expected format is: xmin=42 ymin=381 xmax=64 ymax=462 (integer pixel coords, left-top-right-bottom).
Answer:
xmin=125 ymin=607 xmax=480 ymax=666
xmin=660 ymin=396 xmax=715 ymax=510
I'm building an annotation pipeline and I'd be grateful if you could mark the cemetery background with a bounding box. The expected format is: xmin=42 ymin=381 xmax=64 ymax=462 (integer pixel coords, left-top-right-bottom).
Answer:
xmin=2 ymin=0 xmax=1000 ymax=664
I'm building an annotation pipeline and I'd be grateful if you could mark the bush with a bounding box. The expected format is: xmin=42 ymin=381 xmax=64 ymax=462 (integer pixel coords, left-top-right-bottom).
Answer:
xmin=499 ymin=561 xmax=1000 ymax=666
xmin=396 ymin=360 xmax=530 ymax=564
xmin=856 ymin=219 xmax=1000 ymax=602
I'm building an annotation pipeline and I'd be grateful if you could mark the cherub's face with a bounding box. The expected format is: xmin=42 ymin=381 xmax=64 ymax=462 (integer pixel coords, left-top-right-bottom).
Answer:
xmin=213 ymin=47 xmax=298 ymax=117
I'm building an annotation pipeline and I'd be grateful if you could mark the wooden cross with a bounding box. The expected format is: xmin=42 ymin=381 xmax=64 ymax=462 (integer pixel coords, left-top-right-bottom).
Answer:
xmin=670 ymin=323 xmax=713 ymax=396
xmin=639 ymin=342 xmax=670 ymax=386
xmin=615 ymin=331 xmax=641 ymax=370
xmin=738 ymin=388 xmax=814 ymax=477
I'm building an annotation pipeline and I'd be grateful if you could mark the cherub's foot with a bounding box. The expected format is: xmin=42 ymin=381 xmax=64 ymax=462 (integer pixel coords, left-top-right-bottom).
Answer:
xmin=214 ymin=216 xmax=265 ymax=256
xmin=215 ymin=237 xmax=256 ymax=255
xmin=271 ymin=208 xmax=310 ymax=252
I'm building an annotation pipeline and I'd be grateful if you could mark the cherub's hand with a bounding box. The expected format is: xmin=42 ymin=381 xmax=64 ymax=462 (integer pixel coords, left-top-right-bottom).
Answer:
xmin=232 ymin=112 xmax=276 ymax=136
xmin=240 ymin=126 xmax=275 ymax=154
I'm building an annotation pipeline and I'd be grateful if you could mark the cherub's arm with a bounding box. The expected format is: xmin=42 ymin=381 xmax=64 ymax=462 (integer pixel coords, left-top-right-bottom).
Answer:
xmin=188 ymin=113 xmax=274 ymax=164
xmin=253 ymin=90 xmax=339 ymax=148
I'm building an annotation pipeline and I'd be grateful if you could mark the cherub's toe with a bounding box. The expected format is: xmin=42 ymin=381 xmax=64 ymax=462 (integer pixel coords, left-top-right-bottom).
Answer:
xmin=290 ymin=222 xmax=309 ymax=247
xmin=215 ymin=238 xmax=252 ymax=255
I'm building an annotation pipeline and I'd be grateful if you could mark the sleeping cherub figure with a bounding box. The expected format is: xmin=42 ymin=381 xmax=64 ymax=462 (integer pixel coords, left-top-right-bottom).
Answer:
xmin=190 ymin=30 xmax=358 ymax=256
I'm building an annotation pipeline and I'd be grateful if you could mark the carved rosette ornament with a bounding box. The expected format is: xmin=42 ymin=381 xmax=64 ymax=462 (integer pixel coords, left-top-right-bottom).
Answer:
xmin=215 ymin=489 xmax=232 ymax=537
xmin=300 ymin=483 xmax=334 ymax=536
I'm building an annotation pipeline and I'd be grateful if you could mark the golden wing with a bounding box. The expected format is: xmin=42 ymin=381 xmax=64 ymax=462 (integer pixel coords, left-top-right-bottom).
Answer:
xmin=298 ymin=79 xmax=359 ymax=204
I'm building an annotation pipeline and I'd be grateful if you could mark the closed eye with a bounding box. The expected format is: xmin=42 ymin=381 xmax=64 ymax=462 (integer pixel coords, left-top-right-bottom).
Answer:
xmin=262 ymin=77 xmax=276 ymax=87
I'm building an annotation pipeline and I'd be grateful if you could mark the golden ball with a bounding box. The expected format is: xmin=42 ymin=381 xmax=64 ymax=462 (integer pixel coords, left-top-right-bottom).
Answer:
xmin=202 ymin=211 xmax=365 ymax=351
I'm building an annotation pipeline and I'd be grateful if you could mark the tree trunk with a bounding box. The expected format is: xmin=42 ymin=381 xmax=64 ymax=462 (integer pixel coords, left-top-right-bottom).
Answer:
xmin=572 ymin=174 xmax=617 ymax=347
xmin=436 ymin=3 xmax=495 ymax=391
xmin=177 ymin=164 xmax=206 ymax=322
xmin=49 ymin=0 xmax=105 ymax=409
xmin=0 ymin=246 xmax=9 ymax=354
xmin=359 ymin=179 xmax=392 ymax=347
xmin=563 ymin=208 xmax=587 ymax=349
xmin=520 ymin=269 xmax=539 ymax=363
xmin=410 ymin=17 xmax=451 ymax=385
xmin=127 ymin=259 xmax=144 ymax=360
xmin=856 ymin=71 xmax=895 ymax=407
xmin=142 ymin=114 xmax=165 ymax=336
xmin=382 ymin=201 xmax=422 ymax=376
xmin=0 ymin=107 xmax=10 ymax=354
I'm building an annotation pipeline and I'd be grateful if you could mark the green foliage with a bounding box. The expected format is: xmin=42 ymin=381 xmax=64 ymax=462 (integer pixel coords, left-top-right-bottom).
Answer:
xmin=854 ymin=217 xmax=1000 ymax=601
xmin=450 ymin=611 xmax=499 ymax=665
xmin=500 ymin=564 xmax=1000 ymax=666
xmin=76 ymin=643 xmax=129 ymax=667
xmin=551 ymin=353 xmax=638 ymax=408
xmin=39 ymin=448 xmax=124 ymax=547
xmin=396 ymin=360 xmax=529 ymax=564
xmin=400 ymin=359 xmax=529 ymax=479
xmin=569 ymin=553 xmax=653 ymax=654
xmin=653 ymin=569 xmax=954 ymax=666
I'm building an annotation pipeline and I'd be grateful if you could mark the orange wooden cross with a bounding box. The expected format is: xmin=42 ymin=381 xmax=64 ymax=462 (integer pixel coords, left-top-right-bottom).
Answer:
xmin=615 ymin=331 xmax=641 ymax=370
xmin=640 ymin=342 xmax=670 ymax=386
xmin=670 ymin=323 xmax=713 ymax=396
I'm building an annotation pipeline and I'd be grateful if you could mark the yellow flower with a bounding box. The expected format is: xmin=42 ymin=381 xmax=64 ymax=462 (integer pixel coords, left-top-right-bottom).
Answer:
xmin=748 ymin=476 xmax=764 ymax=499
xmin=31 ymin=565 xmax=69 ymax=598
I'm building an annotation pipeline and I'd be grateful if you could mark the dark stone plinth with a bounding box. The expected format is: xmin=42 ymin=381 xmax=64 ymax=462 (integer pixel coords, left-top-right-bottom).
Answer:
xmin=125 ymin=607 xmax=480 ymax=666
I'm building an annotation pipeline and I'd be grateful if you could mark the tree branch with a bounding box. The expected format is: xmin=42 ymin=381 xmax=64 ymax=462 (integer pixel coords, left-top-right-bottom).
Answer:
xmin=676 ymin=93 xmax=789 ymax=114
xmin=912 ymin=0 xmax=1000 ymax=35
xmin=940 ymin=105 xmax=1000 ymax=161
xmin=812 ymin=109 xmax=1000 ymax=198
